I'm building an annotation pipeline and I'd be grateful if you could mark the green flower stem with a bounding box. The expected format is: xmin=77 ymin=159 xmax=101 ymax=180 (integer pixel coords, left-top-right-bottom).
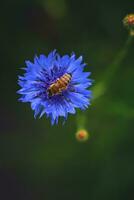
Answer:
xmin=93 ymin=35 xmax=133 ymax=101
xmin=76 ymin=35 xmax=133 ymax=130
xmin=76 ymin=111 xmax=87 ymax=130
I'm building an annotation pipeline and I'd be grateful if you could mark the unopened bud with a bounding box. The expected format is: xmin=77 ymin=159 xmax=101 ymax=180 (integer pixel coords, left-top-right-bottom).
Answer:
xmin=76 ymin=129 xmax=89 ymax=142
xmin=123 ymin=14 xmax=134 ymax=36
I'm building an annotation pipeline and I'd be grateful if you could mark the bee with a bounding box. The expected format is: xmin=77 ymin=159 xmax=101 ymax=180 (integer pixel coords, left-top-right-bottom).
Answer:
xmin=47 ymin=73 xmax=72 ymax=96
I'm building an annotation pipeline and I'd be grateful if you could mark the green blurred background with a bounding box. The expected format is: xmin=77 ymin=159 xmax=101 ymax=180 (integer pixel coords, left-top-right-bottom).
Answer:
xmin=0 ymin=0 xmax=134 ymax=199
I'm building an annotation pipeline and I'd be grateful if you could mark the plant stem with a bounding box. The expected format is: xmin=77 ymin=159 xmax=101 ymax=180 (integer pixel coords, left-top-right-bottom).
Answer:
xmin=93 ymin=35 xmax=133 ymax=101
xmin=76 ymin=111 xmax=87 ymax=130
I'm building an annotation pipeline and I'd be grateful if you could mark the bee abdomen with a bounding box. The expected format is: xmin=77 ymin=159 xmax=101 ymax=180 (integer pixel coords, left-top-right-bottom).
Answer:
xmin=48 ymin=73 xmax=71 ymax=96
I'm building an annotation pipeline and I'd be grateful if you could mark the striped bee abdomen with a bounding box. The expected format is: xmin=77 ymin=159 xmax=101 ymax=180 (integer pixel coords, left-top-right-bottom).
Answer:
xmin=48 ymin=73 xmax=71 ymax=96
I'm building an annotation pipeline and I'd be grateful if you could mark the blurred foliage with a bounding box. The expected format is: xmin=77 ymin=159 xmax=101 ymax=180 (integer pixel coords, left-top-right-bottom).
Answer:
xmin=0 ymin=0 xmax=134 ymax=199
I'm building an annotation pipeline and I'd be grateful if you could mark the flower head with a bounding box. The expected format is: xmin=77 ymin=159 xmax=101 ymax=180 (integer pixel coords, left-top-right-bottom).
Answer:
xmin=18 ymin=50 xmax=92 ymax=125
xmin=123 ymin=14 xmax=134 ymax=36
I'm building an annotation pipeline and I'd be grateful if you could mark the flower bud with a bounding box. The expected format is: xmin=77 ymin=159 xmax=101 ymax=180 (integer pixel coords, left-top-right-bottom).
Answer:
xmin=123 ymin=14 xmax=134 ymax=36
xmin=76 ymin=129 xmax=89 ymax=142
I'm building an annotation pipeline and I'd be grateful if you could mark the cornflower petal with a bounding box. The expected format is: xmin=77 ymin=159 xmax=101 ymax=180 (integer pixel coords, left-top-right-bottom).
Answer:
xmin=17 ymin=50 xmax=93 ymax=125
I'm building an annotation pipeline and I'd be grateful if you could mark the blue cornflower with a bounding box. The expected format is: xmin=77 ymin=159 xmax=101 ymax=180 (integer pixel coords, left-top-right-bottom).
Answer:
xmin=18 ymin=50 xmax=92 ymax=125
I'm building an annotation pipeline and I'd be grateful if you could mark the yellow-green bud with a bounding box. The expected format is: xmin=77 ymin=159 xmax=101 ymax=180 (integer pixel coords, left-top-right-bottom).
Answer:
xmin=123 ymin=14 xmax=134 ymax=36
xmin=76 ymin=129 xmax=89 ymax=142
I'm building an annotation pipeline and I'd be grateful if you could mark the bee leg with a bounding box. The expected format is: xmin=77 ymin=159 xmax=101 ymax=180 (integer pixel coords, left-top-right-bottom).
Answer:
xmin=59 ymin=91 xmax=64 ymax=98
